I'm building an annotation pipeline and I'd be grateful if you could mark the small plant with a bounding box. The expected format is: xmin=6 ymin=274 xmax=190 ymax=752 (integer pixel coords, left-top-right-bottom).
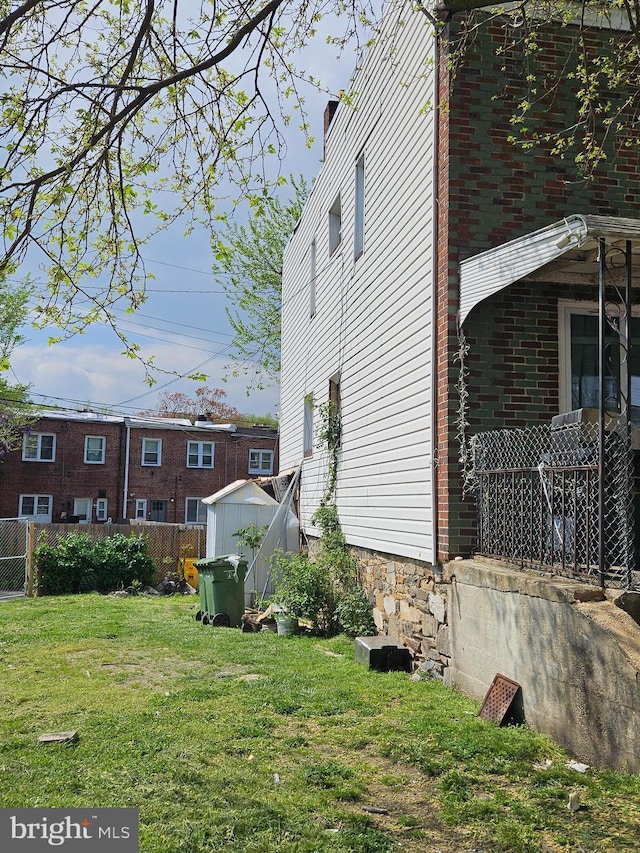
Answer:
xmin=335 ymin=587 xmax=377 ymax=638
xmin=233 ymin=523 xmax=268 ymax=559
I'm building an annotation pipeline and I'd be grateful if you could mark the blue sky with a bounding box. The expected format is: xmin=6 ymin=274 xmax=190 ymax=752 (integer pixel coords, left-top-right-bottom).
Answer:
xmin=9 ymin=15 xmax=359 ymax=420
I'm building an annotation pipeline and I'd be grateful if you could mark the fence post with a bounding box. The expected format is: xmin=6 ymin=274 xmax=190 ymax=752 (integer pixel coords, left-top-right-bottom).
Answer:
xmin=25 ymin=521 xmax=35 ymax=597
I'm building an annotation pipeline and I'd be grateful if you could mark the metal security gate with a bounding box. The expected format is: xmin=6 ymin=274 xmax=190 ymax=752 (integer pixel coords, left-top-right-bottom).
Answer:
xmin=0 ymin=518 xmax=30 ymax=598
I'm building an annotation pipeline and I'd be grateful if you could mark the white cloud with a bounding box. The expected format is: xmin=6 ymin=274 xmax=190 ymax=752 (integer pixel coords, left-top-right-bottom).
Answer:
xmin=12 ymin=335 xmax=280 ymax=416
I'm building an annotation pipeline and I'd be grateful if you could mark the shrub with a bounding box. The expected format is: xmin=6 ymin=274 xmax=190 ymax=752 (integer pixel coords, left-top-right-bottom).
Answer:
xmin=36 ymin=533 xmax=97 ymax=595
xmin=92 ymin=534 xmax=155 ymax=593
xmin=36 ymin=532 xmax=155 ymax=595
xmin=271 ymin=550 xmax=337 ymax=632
xmin=335 ymin=587 xmax=377 ymax=638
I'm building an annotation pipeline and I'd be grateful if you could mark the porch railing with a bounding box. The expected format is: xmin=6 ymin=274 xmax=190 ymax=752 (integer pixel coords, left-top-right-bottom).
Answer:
xmin=470 ymin=420 xmax=637 ymax=589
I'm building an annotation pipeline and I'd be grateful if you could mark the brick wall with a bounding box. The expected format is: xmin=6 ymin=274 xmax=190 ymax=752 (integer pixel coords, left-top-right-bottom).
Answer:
xmin=436 ymin=13 xmax=640 ymax=560
xmin=126 ymin=427 xmax=279 ymax=524
xmin=0 ymin=420 xmax=124 ymax=521
xmin=0 ymin=416 xmax=279 ymax=525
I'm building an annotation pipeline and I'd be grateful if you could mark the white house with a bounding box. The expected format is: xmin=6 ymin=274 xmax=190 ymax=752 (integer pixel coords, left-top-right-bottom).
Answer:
xmin=279 ymin=2 xmax=438 ymax=566
xmin=280 ymin=0 xmax=640 ymax=621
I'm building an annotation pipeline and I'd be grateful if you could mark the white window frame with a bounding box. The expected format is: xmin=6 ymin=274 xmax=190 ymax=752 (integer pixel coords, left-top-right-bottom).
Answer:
xmin=187 ymin=440 xmax=214 ymax=468
xmin=303 ymin=395 xmax=314 ymax=458
xmin=558 ymin=299 xmax=640 ymax=414
xmin=19 ymin=494 xmax=53 ymax=522
xmin=142 ymin=438 xmax=162 ymax=466
xmin=248 ymin=449 xmax=274 ymax=475
xmin=329 ymin=194 xmax=342 ymax=256
xmin=185 ymin=497 xmax=207 ymax=525
xmin=22 ymin=432 xmax=56 ymax=462
xmin=84 ymin=435 xmax=106 ymax=464
xmin=354 ymin=152 xmax=365 ymax=260
xmin=95 ymin=498 xmax=108 ymax=522
xmin=135 ymin=499 xmax=147 ymax=519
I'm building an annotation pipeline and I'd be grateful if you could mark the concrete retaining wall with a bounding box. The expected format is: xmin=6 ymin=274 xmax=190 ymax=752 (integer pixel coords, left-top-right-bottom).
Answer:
xmin=447 ymin=559 xmax=640 ymax=773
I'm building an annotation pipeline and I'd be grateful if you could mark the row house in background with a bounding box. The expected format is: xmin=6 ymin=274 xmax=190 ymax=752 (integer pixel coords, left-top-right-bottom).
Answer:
xmin=0 ymin=410 xmax=278 ymax=525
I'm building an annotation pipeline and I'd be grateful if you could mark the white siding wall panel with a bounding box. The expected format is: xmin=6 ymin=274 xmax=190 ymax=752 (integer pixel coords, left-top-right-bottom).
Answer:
xmin=280 ymin=3 xmax=437 ymax=562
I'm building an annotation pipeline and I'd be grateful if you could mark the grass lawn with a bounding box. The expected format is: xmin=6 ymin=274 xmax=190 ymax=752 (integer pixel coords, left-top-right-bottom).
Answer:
xmin=0 ymin=594 xmax=638 ymax=852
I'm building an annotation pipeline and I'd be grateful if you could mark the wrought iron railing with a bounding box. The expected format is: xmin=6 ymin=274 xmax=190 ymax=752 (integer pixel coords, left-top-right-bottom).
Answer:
xmin=470 ymin=420 xmax=637 ymax=589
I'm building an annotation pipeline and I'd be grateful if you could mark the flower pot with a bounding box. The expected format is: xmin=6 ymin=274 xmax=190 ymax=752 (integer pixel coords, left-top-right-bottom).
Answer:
xmin=275 ymin=615 xmax=298 ymax=636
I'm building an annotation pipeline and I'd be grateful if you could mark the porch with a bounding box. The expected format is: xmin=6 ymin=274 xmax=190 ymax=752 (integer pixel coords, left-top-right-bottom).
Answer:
xmin=459 ymin=215 xmax=640 ymax=590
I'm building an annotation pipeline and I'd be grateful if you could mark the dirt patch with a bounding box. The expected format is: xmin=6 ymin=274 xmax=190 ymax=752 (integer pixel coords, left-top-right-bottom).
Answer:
xmin=65 ymin=649 xmax=201 ymax=688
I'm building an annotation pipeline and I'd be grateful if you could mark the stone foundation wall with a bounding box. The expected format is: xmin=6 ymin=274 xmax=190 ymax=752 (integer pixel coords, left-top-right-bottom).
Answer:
xmin=353 ymin=544 xmax=452 ymax=683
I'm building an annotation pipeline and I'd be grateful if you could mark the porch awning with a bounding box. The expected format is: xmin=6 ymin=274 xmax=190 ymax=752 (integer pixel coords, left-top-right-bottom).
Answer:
xmin=458 ymin=214 xmax=640 ymax=326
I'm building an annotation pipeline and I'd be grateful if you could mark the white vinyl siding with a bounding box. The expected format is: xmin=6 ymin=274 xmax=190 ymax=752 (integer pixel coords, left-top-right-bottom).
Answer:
xmin=279 ymin=5 xmax=436 ymax=563
xmin=354 ymin=152 xmax=365 ymax=259
xmin=309 ymin=239 xmax=317 ymax=319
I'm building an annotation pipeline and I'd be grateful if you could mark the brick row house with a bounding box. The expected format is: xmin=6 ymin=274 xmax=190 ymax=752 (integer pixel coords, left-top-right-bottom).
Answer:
xmin=0 ymin=411 xmax=278 ymax=525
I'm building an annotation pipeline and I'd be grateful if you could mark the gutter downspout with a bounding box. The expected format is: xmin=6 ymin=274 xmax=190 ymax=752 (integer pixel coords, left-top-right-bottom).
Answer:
xmin=123 ymin=419 xmax=131 ymax=522
xmin=420 ymin=4 xmax=444 ymax=567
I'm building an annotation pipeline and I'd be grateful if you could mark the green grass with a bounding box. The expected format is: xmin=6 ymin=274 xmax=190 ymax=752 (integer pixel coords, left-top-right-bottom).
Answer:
xmin=0 ymin=595 xmax=639 ymax=852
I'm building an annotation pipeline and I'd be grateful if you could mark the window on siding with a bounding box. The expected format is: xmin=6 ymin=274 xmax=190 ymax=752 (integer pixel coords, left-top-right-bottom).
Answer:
xmin=185 ymin=498 xmax=207 ymax=525
xmin=248 ymin=449 xmax=274 ymax=475
xmin=310 ymin=239 xmax=317 ymax=319
xmin=22 ymin=433 xmax=55 ymax=462
xmin=303 ymin=395 xmax=314 ymax=458
xmin=187 ymin=440 xmax=214 ymax=468
xmin=142 ymin=438 xmax=162 ymax=466
xmin=19 ymin=494 xmax=52 ymax=521
xmin=329 ymin=375 xmax=342 ymax=448
xmin=84 ymin=436 xmax=105 ymax=464
xmin=329 ymin=194 xmax=342 ymax=255
xmin=354 ymin=152 xmax=365 ymax=260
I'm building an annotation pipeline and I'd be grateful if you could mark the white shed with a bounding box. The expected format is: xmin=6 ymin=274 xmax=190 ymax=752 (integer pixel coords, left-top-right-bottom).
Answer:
xmin=201 ymin=479 xmax=298 ymax=606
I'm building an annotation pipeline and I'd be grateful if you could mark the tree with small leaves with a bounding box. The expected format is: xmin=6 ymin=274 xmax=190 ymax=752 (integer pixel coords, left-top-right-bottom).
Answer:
xmin=0 ymin=275 xmax=34 ymax=459
xmin=213 ymin=176 xmax=309 ymax=387
xmin=0 ymin=0 xmax=378 ymax=383
xmin=138 ymin=386 xmax=241 ymax=421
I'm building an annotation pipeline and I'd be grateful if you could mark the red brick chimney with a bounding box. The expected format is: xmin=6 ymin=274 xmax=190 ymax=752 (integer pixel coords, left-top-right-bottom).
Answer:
xmin=323 ymin=100 xmax=339 ymax=158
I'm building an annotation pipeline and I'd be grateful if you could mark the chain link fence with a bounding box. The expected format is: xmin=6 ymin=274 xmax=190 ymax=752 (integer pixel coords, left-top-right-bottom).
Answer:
xmin=0 ymin=518 xmax=28 ymax=597
xmin=470 ymin=419 xmax=637 ymax=589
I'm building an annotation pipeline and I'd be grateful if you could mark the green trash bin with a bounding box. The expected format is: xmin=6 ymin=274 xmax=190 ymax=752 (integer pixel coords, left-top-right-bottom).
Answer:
xmin=194 ymin=555 xmax=246 ymax=628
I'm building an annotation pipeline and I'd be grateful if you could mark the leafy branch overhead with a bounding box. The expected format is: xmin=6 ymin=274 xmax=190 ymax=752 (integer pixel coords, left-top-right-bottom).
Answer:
xmin=3 ymin=0 xmax=639 ymax=386
xmin=0 ymin=0 xmax=376 ymax=368
xmin=0 ymin=275 xmax=35 ymax=458
xmin=452 ymin=1 xmax=640 ymax=178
